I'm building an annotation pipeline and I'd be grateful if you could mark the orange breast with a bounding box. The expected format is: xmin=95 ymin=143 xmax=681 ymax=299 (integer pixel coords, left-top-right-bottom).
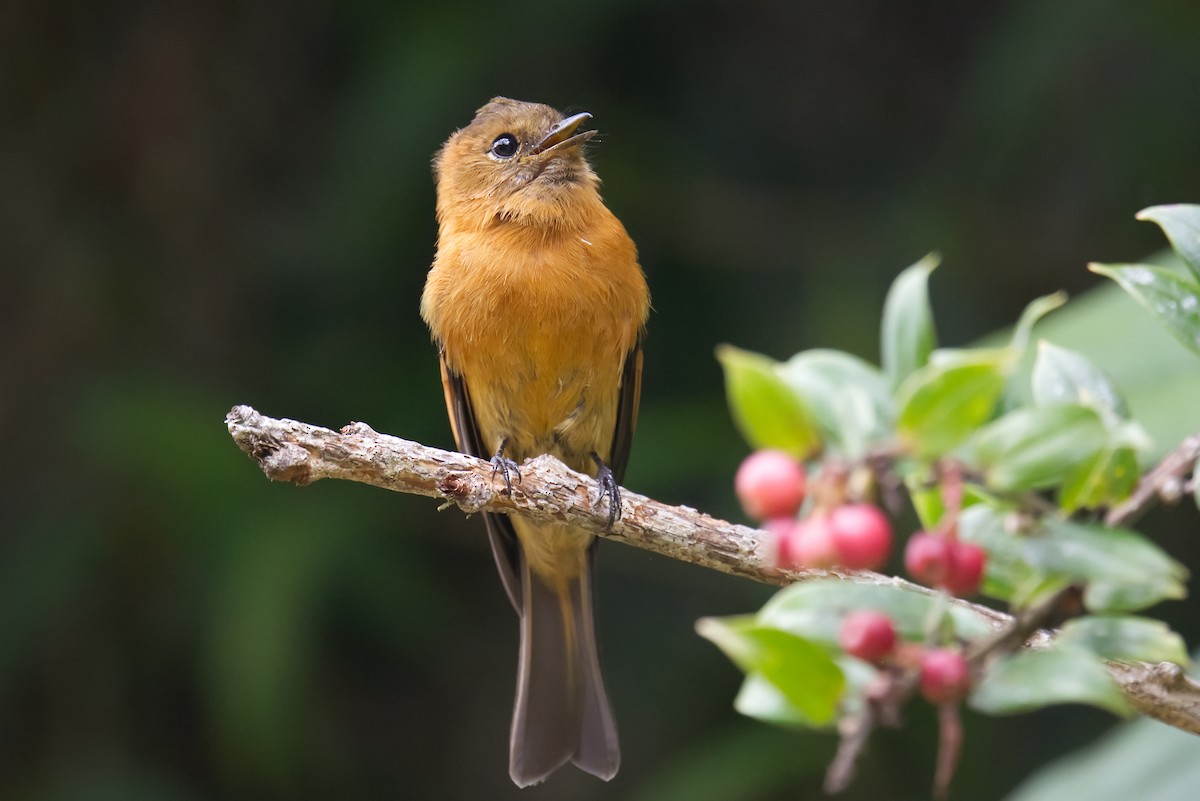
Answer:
xmin=423 ymin=214 xmax=647 ymax=471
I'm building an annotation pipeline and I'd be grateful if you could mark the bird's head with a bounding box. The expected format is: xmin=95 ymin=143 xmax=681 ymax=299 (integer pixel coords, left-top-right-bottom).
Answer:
xmin=434 ymin=97 xmax=601 ymax=229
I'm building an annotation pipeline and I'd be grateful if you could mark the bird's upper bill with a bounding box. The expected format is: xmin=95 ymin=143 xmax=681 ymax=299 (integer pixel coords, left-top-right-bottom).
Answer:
xmin=530 ymin=112 xmax=597 ymax=156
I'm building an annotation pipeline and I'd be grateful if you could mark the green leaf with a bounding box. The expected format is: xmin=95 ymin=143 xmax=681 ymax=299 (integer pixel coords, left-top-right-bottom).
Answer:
xmin=881 ymin=254 xmax=939 ymax=390
xmin=1085 ymin=578 xmax=1186 ymax=616
xmin=970 ymin=647 xmax=1130 ymax=716
xmin=733 ymin=672 xmax=820 ymax=729
xmin=730 ymin=656 xmax=874 ymax=730
xmin=1009 ymin=575 xmax=1078 ymax=612
xmin=895 ymin=350 xmax=1011 ymax=457
xmin=1137 ymin=204 xmax=1200 ymax=280
xmin=1011 ymin=292 xmax=1068 ymax=354
xmin=905 ymin=473 xmax=994 ymax=531
xmin=1005 ymin=711 xmax=1200 ymax=801
xmin=1031 ymin=341 xmax=1129 ymax=421
xmin=1057 ymin=616 xmax=1190 ymax=666
xmin=756 ymin=578 xmax=994 ymax=645
xmin=1089 ymin=263 xmax=1200 ymax=357
xmin=1013 ymin=342 xmax=1149 ymax=507
xmin=1059 ymin=445 xmax=1140 ymax=513
xmin=958 ymin=507 xmax=1188 ymax=611
xmin=777 ymin=349 xmax=892 ymax=458
xmin=959 ymin=511 xmax=1074 ymax=609
xmin=957 ymin=504 xmax=1032 ymax=604
xmin=696 ymin=616 xmax=844 ymax=726
xmin=907 ymin=484 xmax=944 ymax=532
xmin=695 ymin=614 xmax=759 ymax=665
xmin=969 ymin=403 xmax=1108 ymax=491
xmin=1018 ymin=281 xmax=1200 ymax=461
xmin=1025 ymin=518 xmax=1188 ymax=613
xmin=743 ymin=630 xmax=844 ymax=725
xmin=716 ymin=344 xmax=822 ymax=458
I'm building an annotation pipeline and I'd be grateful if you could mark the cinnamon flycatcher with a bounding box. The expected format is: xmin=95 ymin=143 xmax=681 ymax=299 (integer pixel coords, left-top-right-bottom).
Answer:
xmin=421 ymin=98 xmax=650 ymax=786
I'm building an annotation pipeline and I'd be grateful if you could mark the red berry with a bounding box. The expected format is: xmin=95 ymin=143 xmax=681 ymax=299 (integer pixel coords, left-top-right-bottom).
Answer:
xmin=829 ymin=503 xmax=893 ymax=570
xmin=905 ymin=531 xmax=953 ymax=587
xmin=919 ymin=648 xmax=971 ymax=703
xmin=766 ymin=517 xmax=802 ymax=568
xmin=794 ymin=516 xmax=840 ymax=569
xmin=840 ymin=610 xmax=897 ymax=664
xmin=944 ymin=542 xmax=987 ymax=597
xmin=735 ymin=450 xmax=807 ymax=521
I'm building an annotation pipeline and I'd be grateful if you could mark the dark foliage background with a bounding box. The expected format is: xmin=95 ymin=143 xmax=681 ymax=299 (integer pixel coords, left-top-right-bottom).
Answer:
xmin=3 ymin=1 xmax=1200 ymax=799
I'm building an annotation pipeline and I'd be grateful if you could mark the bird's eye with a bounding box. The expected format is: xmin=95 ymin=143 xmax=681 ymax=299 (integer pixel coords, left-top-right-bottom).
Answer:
xmin=490 ymin=134 xmax=519 ymax=159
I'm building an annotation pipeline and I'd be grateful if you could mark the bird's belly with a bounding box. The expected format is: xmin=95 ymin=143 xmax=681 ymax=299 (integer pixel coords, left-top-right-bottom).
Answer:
xmin=432 ymin=235 xmax=640 ymax=473
xmin=457 ymin=330 xmax=619 ymax=474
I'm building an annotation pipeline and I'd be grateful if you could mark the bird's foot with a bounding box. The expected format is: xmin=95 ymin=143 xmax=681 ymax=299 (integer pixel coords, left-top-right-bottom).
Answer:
xmin=490 ymin=440 xmax=522 ymax=494
xmin=591 ymin=453 xmax=622 ymax=531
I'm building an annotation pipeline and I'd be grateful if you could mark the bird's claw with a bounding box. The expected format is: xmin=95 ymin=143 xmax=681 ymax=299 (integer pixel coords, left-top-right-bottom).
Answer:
xmin=591 ymin=454 xmax=622 ymax=531
xmin=490 ymin=451 xmax=522 ymax=494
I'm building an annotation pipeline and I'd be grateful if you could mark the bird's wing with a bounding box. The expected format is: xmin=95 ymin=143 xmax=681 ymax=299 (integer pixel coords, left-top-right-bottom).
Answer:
xmin=439 ymin=350 xmax=522 ymax=610
xmin=608 ymin=337 xmax=643 ymax=484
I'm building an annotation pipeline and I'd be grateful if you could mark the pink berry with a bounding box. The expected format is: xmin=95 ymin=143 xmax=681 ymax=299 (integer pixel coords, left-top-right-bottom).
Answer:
xmin=905 ymin=531 xmax=953 ymax=587
xmin=944 ymin=542 xmax=987 ymax=597
xmin=919 ymin=648 xmax=971 ymax=703
xmin=829 ymin=503 xmax=893 ymax=570
xmin=794 ymin=516 xmax=840 ymax=569
xmin=839 ymin=610 xmax=897 ymax=664
xmin=766 ymin=517 xmax=802 ymax=568
xmin=735 ymin=450 xmax=807 ymax=521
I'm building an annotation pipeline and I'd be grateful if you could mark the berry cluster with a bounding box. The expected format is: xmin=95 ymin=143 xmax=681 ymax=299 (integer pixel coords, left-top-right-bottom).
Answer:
xmin=735 ymin=450 xmax=987 ymax=596
xmin=735 ymin=450 xmax=893 ymax=572
xmin=735 ymin=449 xmax=984 ymax=707
xmin=905 ymin=531 xmax=986 ymax=597
xmin=838 ymin=610 xmax=971 ymax=704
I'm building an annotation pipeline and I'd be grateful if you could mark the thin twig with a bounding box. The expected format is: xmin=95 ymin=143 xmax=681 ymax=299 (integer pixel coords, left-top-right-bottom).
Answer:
xmin=224 ymin=405 xmax=1200 ymax=736
xmin=1106 ymin=433 xmax=1200 ymax=527
xmin=964 ymin=584 xmax=1074 ymax=667
xmin=825 ymin=702 xmax=877 ymax=794
xmin=933 ymin=701 xmax=963 ymax=800
xmin=824 ymin=666 xmax=919 ymax=793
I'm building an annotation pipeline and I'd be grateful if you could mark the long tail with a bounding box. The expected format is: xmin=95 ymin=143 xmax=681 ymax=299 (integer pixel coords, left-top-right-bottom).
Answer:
xmin=509 ymin=555 xmax=620 ymax=787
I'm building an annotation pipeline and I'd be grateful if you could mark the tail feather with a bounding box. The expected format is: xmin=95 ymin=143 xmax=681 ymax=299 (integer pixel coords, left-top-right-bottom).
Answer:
xmin=509 ymin=558 xmax=620 ymax=787
xmin=571 ymin=564 xmax=620 ymax=779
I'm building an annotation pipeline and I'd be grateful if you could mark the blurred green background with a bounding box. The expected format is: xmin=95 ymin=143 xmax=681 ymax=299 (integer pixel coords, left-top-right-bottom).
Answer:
xmin=4 ymin=1 xmax=1200 ymax=799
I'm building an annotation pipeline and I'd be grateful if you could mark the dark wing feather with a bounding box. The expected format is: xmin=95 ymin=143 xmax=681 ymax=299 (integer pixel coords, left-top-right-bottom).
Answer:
xmin=439 ymin=350 xmax=522 ymax=610
xmin=607 ymin=337 xmax=644 ymax=484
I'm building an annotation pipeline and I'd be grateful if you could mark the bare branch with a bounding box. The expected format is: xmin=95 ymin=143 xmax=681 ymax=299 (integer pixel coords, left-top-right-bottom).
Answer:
xmin=224 ymin=405 xmax=1200 ymax=736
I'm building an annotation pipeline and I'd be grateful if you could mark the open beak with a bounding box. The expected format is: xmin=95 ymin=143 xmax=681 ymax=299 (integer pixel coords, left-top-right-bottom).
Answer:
xmin=530 ymin=112 xmax=596 ymax=155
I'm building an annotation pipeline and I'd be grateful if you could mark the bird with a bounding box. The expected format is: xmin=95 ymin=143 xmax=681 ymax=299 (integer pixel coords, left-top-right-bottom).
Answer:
xmin=420 ymin=97 xmax=650 ymax=786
